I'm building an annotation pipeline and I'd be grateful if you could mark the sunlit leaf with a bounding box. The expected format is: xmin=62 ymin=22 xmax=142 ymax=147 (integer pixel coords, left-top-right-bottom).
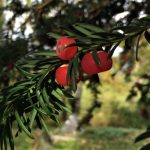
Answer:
xmin=15 ymin=111 xmax=34 ymax=139
xmin=73 ymin=25 xmax=92 ymax=35
xmin=48 ymin=32 xmax=60 ymax=39
xmin=34 ymin=51 xmax=57 ymax=57
xmin=29 ymin=109 xmax=37 ymax=129
xmin=76 ymin=23 xmax=105 ymax=32
xmin=107 ymin=42 xmax=121 ymax=59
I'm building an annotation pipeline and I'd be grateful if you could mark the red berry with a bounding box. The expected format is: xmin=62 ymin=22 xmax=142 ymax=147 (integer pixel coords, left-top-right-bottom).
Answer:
xmin=55 ymin=64 xmax=71 ymax=86
xmin=81 ymin=51 xmax=112 ymax=75
xmin=55 ymin=64 xmax=80 ymax=86
xmin=56 ymin=36 xmax=78 ymax=60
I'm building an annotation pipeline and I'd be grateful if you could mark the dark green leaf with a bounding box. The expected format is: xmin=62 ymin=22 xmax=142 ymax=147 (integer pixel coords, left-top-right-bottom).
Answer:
xmin=49 ymin=90 xmax=67 ymax=112
xmin=50 ymin=114 xmax=60 ymax=124
xmin=36 ymin=66 xmax=53 ymax=89
xmin=7 ymin=86 xmax=25 ymax=100
xmin=125 ymin=37 xmax=133 ymax=49
xmin=92 ymin=51 xmax=101 ymax=64
xmin=66 ymin=61 xmax=73 ymax=85
xmin=7 ymin=122 xmax=14 ymax=150
xmin=93 ymin=31 xmax=124 ymax=38
xmin=36 ymin=108 xmax=48 ymax=116
xmin=35 ymin=115 xmax=42 ymax=129
xmin=42 ymin=88 xmax=54 ymax=112
xmin=141 ymin=16 xmax=150 ymax=22
xmin=61 ymin=90 xmax=75 ymax=100
xmin=50 ymin=97 xmax=63 ymax=111
xmin=71 ymin=67 xmax=77 ymax=92
xmin=51 ymin=102 xmax=62 ymax=111
xmin=0 ymin=138 xmax=4 ymax=150
xmin=36 ymin=90 xmax=53 ymax=116
xmin=135 ymin=34 xmax=142 ymax=61
xmin=115 ymin=26 xmax=144 ymax=36
xmin=73 ymin=55 xmax=79 ymax=77
xmin=3 ymin=137 xmax=7 ymax=150
xmin=140 ymin=144 xmax=150 ymax=150
xmin=64 ymin=29 xmax=77 ymax=36
xmin=15 ymin=111 xmax=34 ymax=139
xmin=144 ymin=30 xmax=150 ymax=44
xmin=135 ymin=131 xmax=150 ymax=143
xmin=39 ymin=116 xmax=49 ymax=133
xmin=15 ymin=65 xmax=35 ymax=78
xmin=51 ymin=95 xmax=66 ymax=108
xmin=14 ymin=80 xmax=35 ymax=87
xmin=51 ymin=90 xmax=62 ymax=100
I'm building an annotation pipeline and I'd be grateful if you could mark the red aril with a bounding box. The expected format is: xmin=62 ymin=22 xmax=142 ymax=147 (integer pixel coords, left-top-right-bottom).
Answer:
xmin=81 ymin=51 xmax=112 ymax=75
xmin=55 ymin=64 xmax=71 ymax=86
xmin=56 ymin=36 xmax=78 ymax=60
xmin=55 ymin=64 xmax=81 ymax=86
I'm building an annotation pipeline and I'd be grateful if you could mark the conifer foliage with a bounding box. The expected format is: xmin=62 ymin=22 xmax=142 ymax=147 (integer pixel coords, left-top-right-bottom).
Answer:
xmin=0 ymin=15 xmax=150 ymax=150
xmin=1 ymin=0 xmax=150 ymax=150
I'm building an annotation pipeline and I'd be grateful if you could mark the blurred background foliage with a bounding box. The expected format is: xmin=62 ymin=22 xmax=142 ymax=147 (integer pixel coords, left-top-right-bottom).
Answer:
xmin=0 ymin=0 xmax=150 ymax=150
